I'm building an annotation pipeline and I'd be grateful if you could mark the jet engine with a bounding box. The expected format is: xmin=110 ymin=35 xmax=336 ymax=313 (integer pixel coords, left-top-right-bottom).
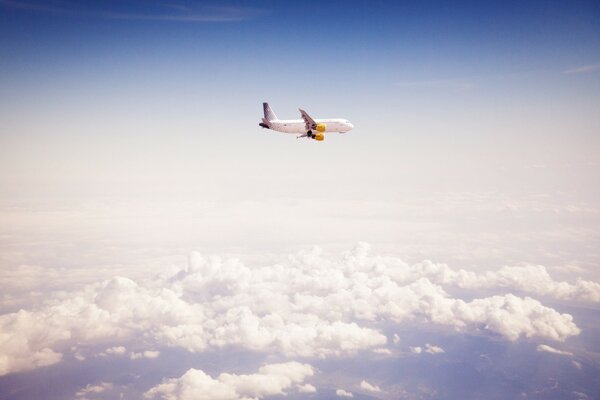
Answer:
xmin=315 ymin=123 xmax=327 ymax=132
xmin=314 ymin=133 xmax=325 ymax=141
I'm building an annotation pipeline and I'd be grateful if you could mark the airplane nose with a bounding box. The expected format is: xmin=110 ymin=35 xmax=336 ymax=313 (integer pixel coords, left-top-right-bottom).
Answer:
xmin=348 ymin=123 xmax=354 ymax=130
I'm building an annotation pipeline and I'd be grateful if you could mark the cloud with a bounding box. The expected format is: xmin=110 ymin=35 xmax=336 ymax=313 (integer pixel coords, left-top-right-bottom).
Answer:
xmin=536 ymin=344 xmax=573 ymax=356
xmin=563 ymin=64 xmax=600 ymax=74
xmin=0 ymin=331 xmax=63 ymax=375
xmin=336 ymin=389 xmax=354 ymax=397
xmin=144 ymin=350 xmax=160 ymax=358
xmin=424 ymin=344 xmax=444 ymax=354
xmin=0 ymin=276 xmax=195 ymax=374
xmin=410 ymin=344 xmax=445 ymax=355
xmin=76 ymin=382 xmax=113 ymax=397
xmin=0 ymin=244 xmax=586 ymax=375
xmin=395 ymin=79 xmax=475 ymax=90
xmin=373 ymin=347 xmax=392 ymax=355
xmin=0 ymin=0 xmax=266 ymax=22
xmin=396 ymin=260 xmax=600 ymax=302
xmin=104 ymin=346 xmax=126 ymax=356
xmin=360 ymin=380 xmax=381 ymax=392
xmin=452 ymin=294 xmax=579 ymax=341
xmin=297 ymin=383 xmax=317 ymax=393
xmin=130 ymin=350 xmax=160 ymax=359
xmin=144 ymin=362 xmax=313 ymax=400
xmin=573 ymin=391 xmax=590 ymax=400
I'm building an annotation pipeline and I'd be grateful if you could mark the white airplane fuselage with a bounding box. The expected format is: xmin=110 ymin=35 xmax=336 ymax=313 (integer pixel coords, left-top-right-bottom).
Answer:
xmin=269 ymin=118 xmax=353 ymax=134
xmin=259 ymin=103 xmax=354 ymax=141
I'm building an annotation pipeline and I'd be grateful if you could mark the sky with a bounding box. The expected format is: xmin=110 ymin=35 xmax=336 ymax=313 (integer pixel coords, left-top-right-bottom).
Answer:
xmin=1 ymin=1 xmax=600 ymax=399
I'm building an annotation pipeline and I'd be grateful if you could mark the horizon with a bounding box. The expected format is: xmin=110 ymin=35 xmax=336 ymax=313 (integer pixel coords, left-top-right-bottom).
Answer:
xmin=1 ymin=1 xmax=600 ymax=399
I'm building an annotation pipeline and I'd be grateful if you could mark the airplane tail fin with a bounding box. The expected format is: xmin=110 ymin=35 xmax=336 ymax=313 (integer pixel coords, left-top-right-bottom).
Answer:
xmin=263 ymin=102 xmax=278 ymax=121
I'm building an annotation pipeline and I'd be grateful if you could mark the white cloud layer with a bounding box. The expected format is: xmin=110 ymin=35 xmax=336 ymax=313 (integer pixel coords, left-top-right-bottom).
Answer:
xmin=336 ymin=389 xmax=354 ymax=397
xmin=0 ymin=244 xmax=588 ymax=375
xmin=144 ymin=362 xmax=313 ymax=400
xmin=387 ymin=257 xmax=600 ymax=302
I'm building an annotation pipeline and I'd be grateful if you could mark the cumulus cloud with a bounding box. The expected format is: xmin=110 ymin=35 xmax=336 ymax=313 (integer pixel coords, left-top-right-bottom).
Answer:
xmin=297 ymin=383 xmax=317 ymax=393
xmin=425 ymin=344 xmax=444 ymax=354
xmin=104 ymin=346 xmax=126 ymax=355
xmin=336 ymin=388 xmax=354 ymax=397
xmin=373 ymin=347 xmax=392 ymax=355
xmin=396 ymin=260 xmax=600 ymax=302
xmin=0 ymin=325 xmax=63 ymax=375
xmin=130 ymin=350 xmax=160 ymax=359
xmin=411 ymin=344 xmax=445 ymax=355
xmin=536 ymin=344 xmax=573 ymax=356
xmin=0 ymin=276 xmax=196 ymax=374
xmin=360 ymin=380 xmax=381 ymax=392
xmin=0 ymin=244 xmax=588 ymax=375
xmin=144 ymin=362 xmax=313 ymax=400
xmin=76 ymin=382 xmax=113 ymax=397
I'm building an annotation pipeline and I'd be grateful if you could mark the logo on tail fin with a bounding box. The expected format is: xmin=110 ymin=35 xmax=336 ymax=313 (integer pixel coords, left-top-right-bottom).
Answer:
xmin=263 ymin=102 xmax=278 ymax=121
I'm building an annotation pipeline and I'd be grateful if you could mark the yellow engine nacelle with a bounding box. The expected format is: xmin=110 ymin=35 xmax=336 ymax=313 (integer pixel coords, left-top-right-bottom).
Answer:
xmin=315 ymin=123 xmax=327 ymax=132
xmin=314 ymin=133 xmax=324 ymax=141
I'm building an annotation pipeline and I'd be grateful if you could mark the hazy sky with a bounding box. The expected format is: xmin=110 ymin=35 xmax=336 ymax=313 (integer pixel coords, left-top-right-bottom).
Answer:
xmin=1 ymin=1 xmax=600 ymax=399
xmin=1 ymin=0 xmax=599 ymax=200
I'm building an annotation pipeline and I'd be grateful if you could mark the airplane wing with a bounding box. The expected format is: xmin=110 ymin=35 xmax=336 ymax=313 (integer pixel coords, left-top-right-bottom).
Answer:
xmin=299 ymin=108 xmax=316 ymax=131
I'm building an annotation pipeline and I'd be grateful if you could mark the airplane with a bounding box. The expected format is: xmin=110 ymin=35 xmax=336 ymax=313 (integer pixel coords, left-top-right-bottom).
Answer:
xmin=258 ymin=102 xmax=354 ymax=141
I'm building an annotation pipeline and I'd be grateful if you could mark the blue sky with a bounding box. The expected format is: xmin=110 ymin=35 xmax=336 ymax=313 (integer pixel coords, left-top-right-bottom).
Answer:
xmin=2 ymin=0 xmax=599 ymax=120
xmin=1 ymin=1 xmax=599 ymax=192
xmin=1 ymin=1 xmax=600 ymax=400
